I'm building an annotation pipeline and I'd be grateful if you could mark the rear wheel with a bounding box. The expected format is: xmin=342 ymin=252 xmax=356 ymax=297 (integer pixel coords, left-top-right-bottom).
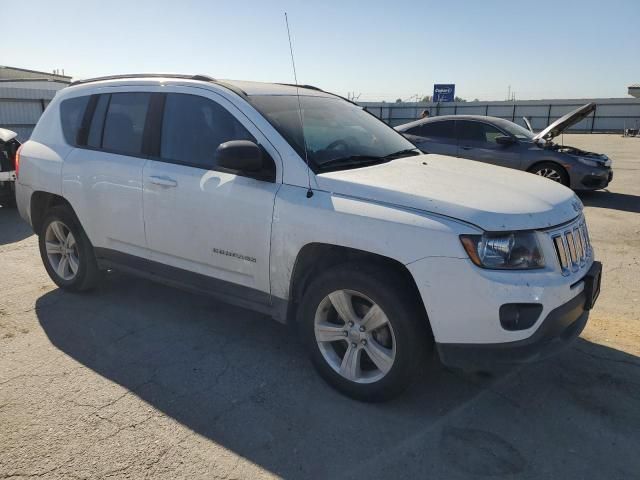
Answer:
xmin=530 ymin=162 xmax=569 ymax=186
xmin=38 ymin=206 xmax=100 ymax=292
xmin=299 ymin=263 xmax=430 ymax=402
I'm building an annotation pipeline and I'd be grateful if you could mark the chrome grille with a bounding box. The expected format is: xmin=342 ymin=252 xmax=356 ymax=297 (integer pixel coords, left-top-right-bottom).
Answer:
xmin=551 ymin=218 xmax=592 ymax=275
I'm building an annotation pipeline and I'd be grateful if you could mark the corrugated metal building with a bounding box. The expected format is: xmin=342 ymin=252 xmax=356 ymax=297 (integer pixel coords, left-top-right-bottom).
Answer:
xmin=0 ymin=66 xmax=71 ymax=141
xmin=0 ymin=65 xmax=71 ymax=82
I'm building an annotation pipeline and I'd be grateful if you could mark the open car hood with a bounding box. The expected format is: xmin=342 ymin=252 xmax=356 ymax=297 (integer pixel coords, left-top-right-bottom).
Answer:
xmin=0 ymin=128 xmax=17 ymax=144
xmin=533 ymin=103 xmax=596 ymax=142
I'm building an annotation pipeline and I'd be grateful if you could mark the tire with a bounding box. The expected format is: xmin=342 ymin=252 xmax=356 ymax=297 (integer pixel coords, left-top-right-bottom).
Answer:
xmin=299 ymin=263 xmax=431 ymax=402
xmin=38 ymin=205 xmax=100 ymax=292
xmin=529 ymin=162 xmax=569 ymax=187
xmin=0 ymin=188 xmax=16 ymax=208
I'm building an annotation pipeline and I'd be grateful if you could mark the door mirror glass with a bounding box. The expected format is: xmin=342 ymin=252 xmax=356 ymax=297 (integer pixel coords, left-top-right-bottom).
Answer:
xmin=495 ymin=135 xmax=516 ymax=146
xmin=215 ymin=140 xmax=263 ymax=172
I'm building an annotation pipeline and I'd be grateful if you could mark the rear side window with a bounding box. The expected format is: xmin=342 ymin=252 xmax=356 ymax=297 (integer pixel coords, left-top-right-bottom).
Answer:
xmin=102 ymin=93 xmax=151 ymax=155
xmin=160 ymin=93 xmax=255 ymax=168
xmin=60 ymin=96 xmax=90 ymax=145
xmin=415 ymin=121 xmax=456 ymax=139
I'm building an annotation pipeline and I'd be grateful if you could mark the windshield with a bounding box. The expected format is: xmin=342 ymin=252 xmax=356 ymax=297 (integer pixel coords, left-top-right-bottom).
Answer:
xmin=499 ymin=121 xmax=535 ymax=140
xmin=247 ymin=95 xmax=417 ymax=171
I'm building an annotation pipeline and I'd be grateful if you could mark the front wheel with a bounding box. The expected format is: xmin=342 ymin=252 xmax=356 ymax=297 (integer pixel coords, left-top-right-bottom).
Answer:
xmin=299 ymin=264 xmax=430 ymax=402
xmin=38 ymin=206 xmax=100 ymax=292
xmin=530 ymin=162 xmax=569 ymax=186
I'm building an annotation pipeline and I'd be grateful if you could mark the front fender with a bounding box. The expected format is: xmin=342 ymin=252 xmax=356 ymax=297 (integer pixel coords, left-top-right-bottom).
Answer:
xmin=269 ymin=185 xmax=476 ymax=300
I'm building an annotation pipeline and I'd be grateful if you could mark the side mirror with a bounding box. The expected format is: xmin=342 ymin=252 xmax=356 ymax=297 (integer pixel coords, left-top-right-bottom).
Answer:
xmin=215 ymin=140 xmax=263 ymax=172
xmin=495 ymin=135 xmax=516 ymax=146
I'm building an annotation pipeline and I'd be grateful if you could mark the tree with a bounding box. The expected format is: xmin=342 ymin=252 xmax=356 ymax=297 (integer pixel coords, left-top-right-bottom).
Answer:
xmin=420 ymin=95 xmax=432 ymax=102
xmin=454 ymin=96 xmax=467 ymax=102
xmin=395 ymin=98 xmax=403 ymax=103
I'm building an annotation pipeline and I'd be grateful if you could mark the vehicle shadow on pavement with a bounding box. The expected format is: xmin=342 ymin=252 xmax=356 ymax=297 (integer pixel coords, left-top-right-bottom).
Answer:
xmin=0 ymin=206 xmax=32 ymax=245
xmin=34 ymin=273 xmax=640 ymax=479
xmin=578 ymin=190 xmax=640 ymax=214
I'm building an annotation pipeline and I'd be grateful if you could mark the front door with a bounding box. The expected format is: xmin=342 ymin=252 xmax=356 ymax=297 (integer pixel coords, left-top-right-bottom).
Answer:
xmin=142 ymin=90 xmax=280 ymax=302
xmin=456 ymin=120 xmax=521 ymax=169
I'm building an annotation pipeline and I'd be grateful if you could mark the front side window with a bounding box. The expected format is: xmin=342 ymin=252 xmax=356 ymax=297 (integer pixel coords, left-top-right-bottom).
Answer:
xmin=458 ymin=121 xmax=504 ymax=144
xmin=499 ymin=121 xmax=535 ymax=140
xmin=247 ymin=95 xmax=417 ymax=172
xmin=60 ymin=96 xmax=90 ymax=146
xmin=160 ymin=93 xmax=255 ymax=169
xmin=102 ymin=92 xmax=151 ymax=155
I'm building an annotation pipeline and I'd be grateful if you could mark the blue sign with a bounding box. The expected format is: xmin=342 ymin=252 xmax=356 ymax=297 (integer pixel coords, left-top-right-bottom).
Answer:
xmin=433 ymin=84 xmax=455 ymax=102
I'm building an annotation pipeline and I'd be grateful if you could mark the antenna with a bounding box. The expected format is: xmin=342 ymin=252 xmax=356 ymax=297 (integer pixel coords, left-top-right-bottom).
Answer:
xmin=284 ymin=12 xmax=313 ymax=198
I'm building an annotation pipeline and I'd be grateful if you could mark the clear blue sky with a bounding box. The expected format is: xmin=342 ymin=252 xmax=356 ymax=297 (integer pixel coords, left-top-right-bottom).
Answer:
xmin=4 ymin=0 xmax=639 ymax=101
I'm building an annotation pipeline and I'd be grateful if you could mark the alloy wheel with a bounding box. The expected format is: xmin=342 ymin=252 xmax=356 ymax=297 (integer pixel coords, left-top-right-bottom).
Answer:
xmin=314 ymin=289 xmax=396 ymax=384
xmin=535 ymin=167 xmax=562 ymax=183
xmin=44 ymin=220 xmax=80 ymax=281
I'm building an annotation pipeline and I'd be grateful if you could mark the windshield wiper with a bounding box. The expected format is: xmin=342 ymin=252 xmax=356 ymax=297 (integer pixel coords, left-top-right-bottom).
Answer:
xmin=381 ymin=148 xmax=421 ymax=160
xmin=317 ymin=155 xmax=387 ymax=171
xmin=317 ymin=149 xmax=421 ymax=172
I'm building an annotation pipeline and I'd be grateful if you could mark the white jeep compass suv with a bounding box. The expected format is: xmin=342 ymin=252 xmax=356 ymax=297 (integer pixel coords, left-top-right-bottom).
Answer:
xmin=15 ymin=74 xmax=602 ymax=401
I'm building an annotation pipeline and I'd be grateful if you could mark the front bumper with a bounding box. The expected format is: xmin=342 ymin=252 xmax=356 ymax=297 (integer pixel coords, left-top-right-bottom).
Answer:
xmin=436 ymin=287 xmax=589 ymax=369
xmin=571 ymin=165 xmax=612 ymax=190
xmin=407 ymin=249 xmax=600 ymax=368
xmin=0 ymin=170 xmax=15 ymax=182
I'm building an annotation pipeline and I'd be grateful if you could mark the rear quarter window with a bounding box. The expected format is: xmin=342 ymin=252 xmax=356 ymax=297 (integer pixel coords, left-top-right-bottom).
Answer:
xmin=59 ymin=96 xmax=90 ymax=146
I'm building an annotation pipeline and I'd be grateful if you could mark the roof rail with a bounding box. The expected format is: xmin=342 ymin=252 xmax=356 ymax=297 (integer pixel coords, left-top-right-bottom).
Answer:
xmin=69 ymin=73 xmax=216 ymax=87
xmin=277 ymin=83 xmax=323 ymax=92
xmin=276 ymin=83 xmax=358 ymax=105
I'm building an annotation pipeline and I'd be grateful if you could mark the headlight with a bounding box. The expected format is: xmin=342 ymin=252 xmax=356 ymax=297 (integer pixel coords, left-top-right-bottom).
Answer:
xmin=576 ymin=156 xmax=601 ymax=168
xmin=460 ymin=232 xmax=545 ymax=269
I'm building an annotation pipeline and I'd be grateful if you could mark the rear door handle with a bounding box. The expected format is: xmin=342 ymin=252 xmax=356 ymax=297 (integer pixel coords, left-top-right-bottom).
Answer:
xmin=460 ymin=145 xmax=473 ymax=150
xmin=149 ymin=175 xmax=178 ymax=187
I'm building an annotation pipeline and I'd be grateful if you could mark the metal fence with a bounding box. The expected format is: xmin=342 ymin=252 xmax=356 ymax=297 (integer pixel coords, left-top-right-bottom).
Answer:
xmin=3 ymin=89 xmax=640 ymax=141
xmin=360 ymin=98 xmax=640 ymax=133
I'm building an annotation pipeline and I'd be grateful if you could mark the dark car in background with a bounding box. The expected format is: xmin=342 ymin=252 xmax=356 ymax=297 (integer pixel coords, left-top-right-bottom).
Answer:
xmin=0 ymin=128 xmax=19 ymax=207
xmin=395 ymin=103 xmax=613 ymax=190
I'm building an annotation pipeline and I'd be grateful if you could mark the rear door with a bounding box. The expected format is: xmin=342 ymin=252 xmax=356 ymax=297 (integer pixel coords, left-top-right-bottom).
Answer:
xmin=62 ymin=90 xmax=152 ymax=258
xmin=456 ymin=120 xmax=521 ymax=169
xmin=141 ymin=88 xmax=280 ymax=302
xmin=404 ymin=120 xmax=457 ymax=156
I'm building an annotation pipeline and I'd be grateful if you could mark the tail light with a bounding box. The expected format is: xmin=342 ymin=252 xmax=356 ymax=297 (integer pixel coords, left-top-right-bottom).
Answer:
xmin=14 ymin=144 xmax=22 ymax=178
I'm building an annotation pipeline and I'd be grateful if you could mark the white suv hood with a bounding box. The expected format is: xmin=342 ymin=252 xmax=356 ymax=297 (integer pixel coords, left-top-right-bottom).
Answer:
xmin=316 ymin=154 xmax=580 ymax=231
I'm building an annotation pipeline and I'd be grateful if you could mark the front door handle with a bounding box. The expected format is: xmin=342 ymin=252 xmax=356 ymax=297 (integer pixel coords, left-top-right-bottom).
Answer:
xmin=460 ymin=145 xmax=473 ymax=150
xmin=149 ymin=176 xmax=178 ymax=187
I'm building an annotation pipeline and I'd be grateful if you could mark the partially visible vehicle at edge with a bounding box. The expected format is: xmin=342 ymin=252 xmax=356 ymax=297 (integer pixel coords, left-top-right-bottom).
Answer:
xmin=15 ymin=75 xmax=602 ymax=401
xmin=0 ymin=128 xmax=20 ymax=207
xmin=396 ymin=103 xmax=613 ymax=191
